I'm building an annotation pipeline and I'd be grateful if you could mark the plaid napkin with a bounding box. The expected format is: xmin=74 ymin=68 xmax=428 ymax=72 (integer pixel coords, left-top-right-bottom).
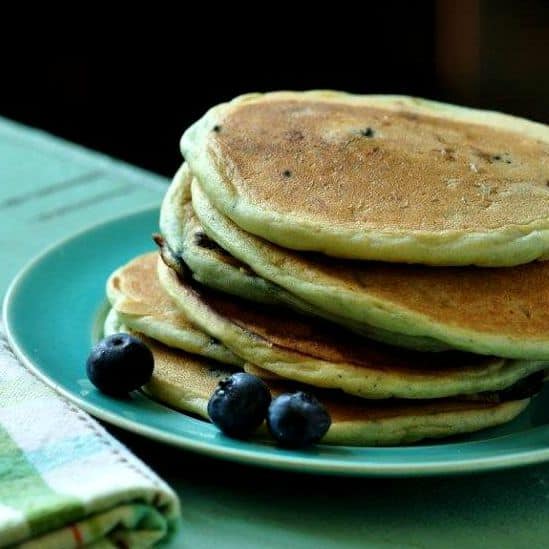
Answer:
xmin=0 ymin=327 xmax=180 ymax=548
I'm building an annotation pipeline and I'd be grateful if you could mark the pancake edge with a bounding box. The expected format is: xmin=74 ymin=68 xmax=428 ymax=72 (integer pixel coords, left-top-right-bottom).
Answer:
xmin=157 ymin=258 xmax=549 ymax=399
xmin=105 ymin=309 xmax=530 ymax=446
xmin=106 ymin=255 xmax=244 ymax=367
xmin=160 ymin=165 xmax=451 ymax=351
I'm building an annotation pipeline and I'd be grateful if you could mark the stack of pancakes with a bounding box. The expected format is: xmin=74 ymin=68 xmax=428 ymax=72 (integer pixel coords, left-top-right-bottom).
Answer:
xmin=105 ymin=91 xmax=549 ymax=445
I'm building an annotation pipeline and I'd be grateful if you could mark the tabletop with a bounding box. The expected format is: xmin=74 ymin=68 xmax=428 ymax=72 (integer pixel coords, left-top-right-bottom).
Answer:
xmin=2 ymin=116 xmax=549 ymax=548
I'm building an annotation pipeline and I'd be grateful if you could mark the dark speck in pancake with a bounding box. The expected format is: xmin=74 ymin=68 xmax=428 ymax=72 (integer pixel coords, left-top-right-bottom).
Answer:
xmin=359 ymin=127 xmax=375 ymax=137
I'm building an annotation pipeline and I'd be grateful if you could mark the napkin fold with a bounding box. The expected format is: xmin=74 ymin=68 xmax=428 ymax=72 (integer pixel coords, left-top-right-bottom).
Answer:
xmin=0 ymin=327 xmax=180 ymax=548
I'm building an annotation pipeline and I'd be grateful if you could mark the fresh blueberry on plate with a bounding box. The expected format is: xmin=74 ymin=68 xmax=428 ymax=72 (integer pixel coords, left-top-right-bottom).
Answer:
xmin=86 ymin=333 xmax=154 ymax=396
xmin=267 ymin=391 xmax=331 ymax=448
xmin=208 ymin=372 xmax=271 ymax=438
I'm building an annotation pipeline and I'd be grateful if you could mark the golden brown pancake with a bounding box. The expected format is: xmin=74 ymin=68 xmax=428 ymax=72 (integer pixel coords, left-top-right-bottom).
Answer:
xmin=190 ymin=177 xmax=549 ymax=359
xmin=181 ymin=91 xmax=549 ymax=265
xmin=135 ymin=332 xmax=530 ymax=446
xmin=108 ymin=251 xmax=184 ymax=320
xmin=106 ymin=252 xmax=243 ymax=366
xmin=191 ymin=285 xmax=492 ymax=375
xmin=157 ymin=257 xmax=548 ymax=399
xmin=212 ymin=100 xmax=548 ymax=231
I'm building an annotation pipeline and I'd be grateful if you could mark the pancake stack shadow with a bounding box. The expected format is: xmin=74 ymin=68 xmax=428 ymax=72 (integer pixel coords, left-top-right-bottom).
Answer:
xmin=106 ymin=91 xmax=549 ymax=446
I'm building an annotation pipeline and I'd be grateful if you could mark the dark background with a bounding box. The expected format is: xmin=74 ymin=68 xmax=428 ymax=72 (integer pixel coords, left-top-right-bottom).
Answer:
xmin=2 ymin=0 xmax=548 ymax=177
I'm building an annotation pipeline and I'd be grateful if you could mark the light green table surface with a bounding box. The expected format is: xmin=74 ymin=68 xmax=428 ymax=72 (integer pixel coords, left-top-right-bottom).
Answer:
xmin=2 ymin=116 xmax=549 ymax=548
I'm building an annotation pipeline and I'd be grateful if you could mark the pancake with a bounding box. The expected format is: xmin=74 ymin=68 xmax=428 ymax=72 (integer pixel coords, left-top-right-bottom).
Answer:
xmin=106 ymin=252 xmax=243 ymax=367
xmin=157 ymin=257 xmax=548 ymax=399
xmin=181 ymin=91 xmax=549 ymax=266
xmin=190 ymin=178 xmax=549 ymax=360
xmin=103 ymin=319 xmax=530 ymax=445
xmin=159 ymin=164 xmax=280 ymax=305
xmin=160 ymin=165 xmax=449 ymax=351
xmin=104 ymin=306 xmax=126 ymax=336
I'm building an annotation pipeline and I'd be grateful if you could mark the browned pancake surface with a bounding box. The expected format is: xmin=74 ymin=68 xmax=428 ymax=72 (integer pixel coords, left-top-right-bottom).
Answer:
xmin=285 ymin=252 xmax=549 ymax=340
xmin=211 ymin=99 xmax=549 ymax=232
xmin=109 ymin=252 xmax=194 ymax=328
xmin=185 ymin=279 xmax=501 ymax=376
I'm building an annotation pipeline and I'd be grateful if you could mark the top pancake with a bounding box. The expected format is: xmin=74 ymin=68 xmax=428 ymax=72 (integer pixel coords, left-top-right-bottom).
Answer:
xmin=181 ymin=91 xmax=549 ymax=266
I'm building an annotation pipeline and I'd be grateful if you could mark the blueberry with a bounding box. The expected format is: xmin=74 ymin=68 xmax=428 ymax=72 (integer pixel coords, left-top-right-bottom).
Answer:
xmin=207 ymin=373 xmax=271 ymax=438
xmin=267 ymin=392 xmax=331 ymax=448
xmin=86 ymin=333 xmax=154 ymax=396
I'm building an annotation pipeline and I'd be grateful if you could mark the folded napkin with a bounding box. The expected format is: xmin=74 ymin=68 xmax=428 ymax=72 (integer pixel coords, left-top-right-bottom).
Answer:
xmin=0 ymin=326 xmax=180 ymax=548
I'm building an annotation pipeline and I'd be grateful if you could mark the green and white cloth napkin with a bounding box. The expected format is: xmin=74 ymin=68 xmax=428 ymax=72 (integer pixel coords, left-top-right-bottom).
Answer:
xmin=0 ymin=326 xmax=180 ymax=548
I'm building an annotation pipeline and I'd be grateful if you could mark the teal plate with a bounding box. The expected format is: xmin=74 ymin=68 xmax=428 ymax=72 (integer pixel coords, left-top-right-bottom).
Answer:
xmin=4 ymin=208 xmax=549 ymax=476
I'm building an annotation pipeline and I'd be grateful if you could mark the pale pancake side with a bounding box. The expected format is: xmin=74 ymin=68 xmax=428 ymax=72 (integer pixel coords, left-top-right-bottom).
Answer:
xmin=104 ymin=315 xmax=529 ymax=446
xmin=192 ymin=180 xmax=549 ymax=360
xmin=182 ymin=91 xmax=549 ymax=266
xmin=158 ymin=258 xmax=548 ymax=399
xmin=106 ymin=252 xmax=243 ymax=367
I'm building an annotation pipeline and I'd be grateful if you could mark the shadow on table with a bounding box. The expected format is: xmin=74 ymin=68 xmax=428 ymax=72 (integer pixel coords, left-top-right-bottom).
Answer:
xmin=106 ymin=424 xmax=549 ymax=548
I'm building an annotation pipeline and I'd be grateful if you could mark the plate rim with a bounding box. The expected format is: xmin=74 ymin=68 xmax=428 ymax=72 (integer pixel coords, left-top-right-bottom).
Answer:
xmin=4 ymin=207 xmax=549 ymax=477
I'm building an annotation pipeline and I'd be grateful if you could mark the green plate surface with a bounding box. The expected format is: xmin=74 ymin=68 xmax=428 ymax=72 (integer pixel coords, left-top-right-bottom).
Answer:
xmin=4 ymin=208 xmax=549 ymax=477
